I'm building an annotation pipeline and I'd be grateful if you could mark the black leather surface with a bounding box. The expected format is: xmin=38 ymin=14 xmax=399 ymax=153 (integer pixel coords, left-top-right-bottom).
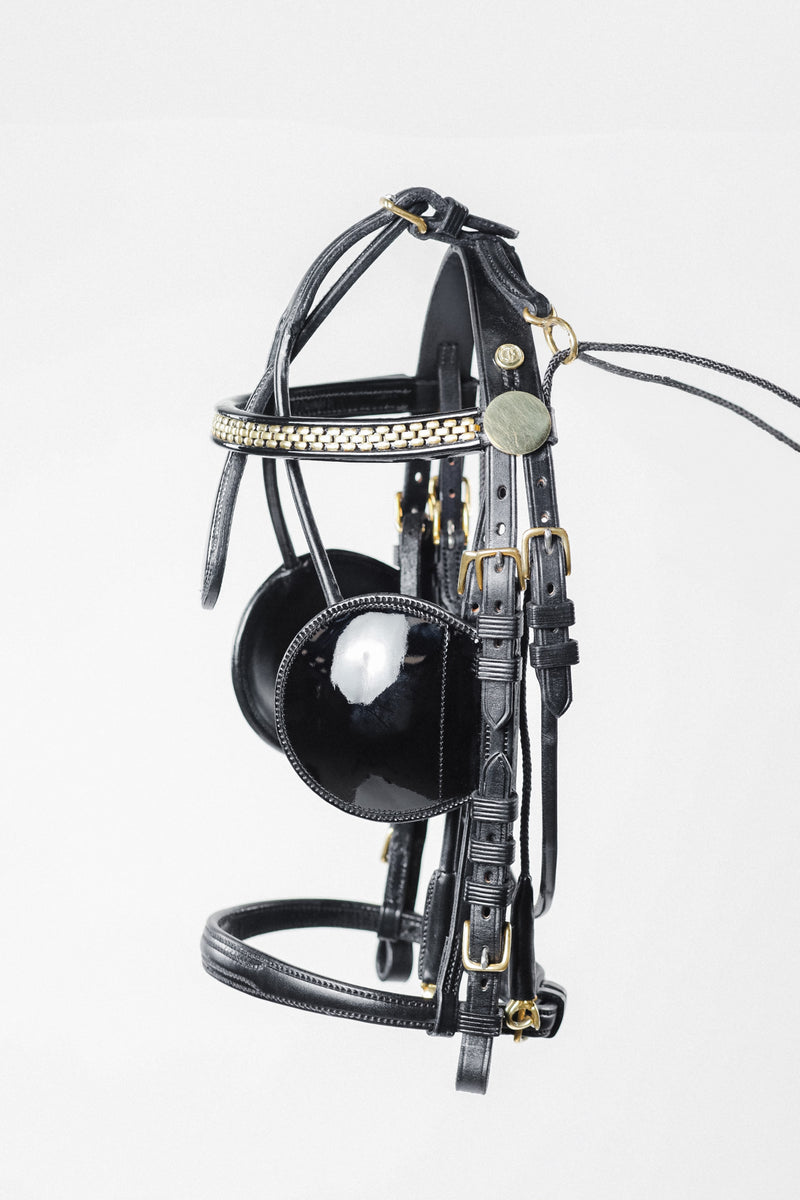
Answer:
xmin=202 ymin=188 xmax=545 ymax=608
xmin=275 ymin=594 xmax=481 ymax=823
xmin=201 ymin=899 xmax=565 ymax=1039
xmin=201 ymin=191 xmax=569 ymax=1092
xmin=232 ymin=551 xmax=399 ymax=748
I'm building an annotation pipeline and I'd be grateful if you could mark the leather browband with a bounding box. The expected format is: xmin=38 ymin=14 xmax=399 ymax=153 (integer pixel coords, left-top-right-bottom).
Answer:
xmin=212 ymin=401 xmax=483 ymax=461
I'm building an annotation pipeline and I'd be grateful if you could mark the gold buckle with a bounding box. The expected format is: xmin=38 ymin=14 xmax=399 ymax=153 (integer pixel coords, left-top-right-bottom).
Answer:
xmin=461 ymin=921 xmax=512 ymax=973
xmin=523 ymin=305 xmax=578 ymax=365
xmin=521 ymin=526 xmax=572 ymax=576
xmin=394 ymin=491 xmax=404 ymax=532
xmin=504 ymin=997 xmax=541 ymax=1042
xmin=395 ymin=492 xmax=428 ymax=535
xmin=379 ymin=196 xmax=428 ymax=236
xmin=379 ymin=827 xmax=393 ymax=863
xmin=457 ymin=547 xmax=526 ymax=595
xmin=428 ymin=475 xmax=470 ymax=547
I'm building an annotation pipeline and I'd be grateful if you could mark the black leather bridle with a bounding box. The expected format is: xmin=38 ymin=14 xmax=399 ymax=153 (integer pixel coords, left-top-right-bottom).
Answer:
xmin=199 ymin=188 xmax=799 ymax=1094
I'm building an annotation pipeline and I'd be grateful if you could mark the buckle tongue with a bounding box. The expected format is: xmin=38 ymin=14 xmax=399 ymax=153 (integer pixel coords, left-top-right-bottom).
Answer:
xmin=461 ymin=921 xmax=512 ymax=973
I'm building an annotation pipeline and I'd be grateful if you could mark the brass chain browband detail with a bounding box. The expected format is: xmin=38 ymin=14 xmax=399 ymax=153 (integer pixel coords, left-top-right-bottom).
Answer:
xmin=212 ymin=410 xmax=482 ymax=455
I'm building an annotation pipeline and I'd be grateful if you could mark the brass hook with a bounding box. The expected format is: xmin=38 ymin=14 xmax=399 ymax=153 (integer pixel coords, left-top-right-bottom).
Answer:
xmin=523 ymin=305 xmax=579 ymax=364
xmin=379 ymin=196 xmax=428 ymax=236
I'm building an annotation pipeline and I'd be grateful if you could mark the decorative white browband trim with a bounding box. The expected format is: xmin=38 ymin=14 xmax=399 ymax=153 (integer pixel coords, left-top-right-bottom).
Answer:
xmin=211 ymin=409 xmax=483 ymax=458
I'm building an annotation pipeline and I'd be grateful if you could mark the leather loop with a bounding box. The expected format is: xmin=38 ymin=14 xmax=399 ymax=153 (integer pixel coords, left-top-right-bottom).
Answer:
xmin=468 ymin=838 xmax=516 ymax=865
xmin=396 ymin=187 xmax=520 ymax=243
xmin=471 ymin=795 xmax=520 ymax=822
xmin=202 ymin=899 xmax=432 ymax=1029
xmin=464 ymin=879 xmax=514 ymax=906
xmin=476 ymin=612 xmax=525 ymax=639
xmin=376 ymin=937 xmax=414 ymax=982
xmin=526 ymin=599 xmax=576 ymax=628
xmin=475 ymin=656 xmax=523 ymax=682
xmin=457 ymin=1009 xmax=503 ymax=1037
xmin=201 ymin=897 xmax=565 ymax=1039
xmin=529 ymin=640 xmax=580 ymax=670
xmin=421 ymin=196 xmax=469 ymax=242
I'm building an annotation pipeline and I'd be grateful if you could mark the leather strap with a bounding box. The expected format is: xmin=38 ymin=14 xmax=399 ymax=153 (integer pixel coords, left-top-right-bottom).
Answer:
xmin=521 ymin=377 xmax=578 ymax=918
xmin=432 ymin=345 xmax=468 ymax=612
xmin=452 ymin=239 xmax=532 ymax=1093
xmin=376 ymin=823 xmax=425 ymax=982
xmin=375 ymin=462 xmax=433 ymax=979
xmin=201 ymin=899 xmax=565 ymax=1038
xmin=202 ymin=188 xmax=549 ymax=607
xmin=375 ymin=316 xmax=473 ymax=980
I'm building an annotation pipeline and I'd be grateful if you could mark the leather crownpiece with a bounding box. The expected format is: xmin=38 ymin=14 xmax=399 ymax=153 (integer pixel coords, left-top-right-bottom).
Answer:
xmin=483 ymin=390 xmax=551 ymax=456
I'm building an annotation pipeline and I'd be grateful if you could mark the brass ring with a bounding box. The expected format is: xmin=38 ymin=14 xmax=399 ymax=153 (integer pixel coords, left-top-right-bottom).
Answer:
xmin=523 ymin=305 xmax=579 ymax=365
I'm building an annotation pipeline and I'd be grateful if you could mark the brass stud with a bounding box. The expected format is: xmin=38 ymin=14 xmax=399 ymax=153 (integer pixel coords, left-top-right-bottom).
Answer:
xmin=494 ymin=343 xmax=525 ymax=370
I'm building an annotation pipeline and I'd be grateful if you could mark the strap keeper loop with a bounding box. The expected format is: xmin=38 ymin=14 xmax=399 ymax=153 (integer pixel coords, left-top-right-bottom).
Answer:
xmin=476 ymin=656 xmax=523 ymax=683
xmin=476 ymin=612 xmax=525 ymax=639
xmin=471 ymin=795 xmax=520 ymax=822
xmin=469 ymin=838 xmax=516 ymax=866
xmin=526 ymin=600 xmax=575 ymax=629
xmin=529 ymin=639 xmax=579 ymax=670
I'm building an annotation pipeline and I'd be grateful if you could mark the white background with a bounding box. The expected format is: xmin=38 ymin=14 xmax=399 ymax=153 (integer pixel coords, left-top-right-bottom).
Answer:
xmin=3 ymin=3 xmax=800 ymax=1197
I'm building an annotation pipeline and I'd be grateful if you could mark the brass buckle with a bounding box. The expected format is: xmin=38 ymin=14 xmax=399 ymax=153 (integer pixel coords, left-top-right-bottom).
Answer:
xmin=394 ymin=492 xmax=428 ymax=535
xmin=379 ymin=827 xmax=393 ymax=864
xmin=521 ymin=526 xmax=572 ymax=577
xmin=504 ymin=997 xmax=541 ymax=1042
xmin=461 ymin=921 xmax=512 ymax=973
xmin=394 ymin=491 xmax=404 ymax=532
xmin=523 ymin=305 xmax=578 ymax=365
xmin=457 ymin=547 xmax=526 ymax=595
xmin=428 ymin=475 xmax=470 ymax=547
xmin=379 ymin=196 xmax=428 ymax=236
